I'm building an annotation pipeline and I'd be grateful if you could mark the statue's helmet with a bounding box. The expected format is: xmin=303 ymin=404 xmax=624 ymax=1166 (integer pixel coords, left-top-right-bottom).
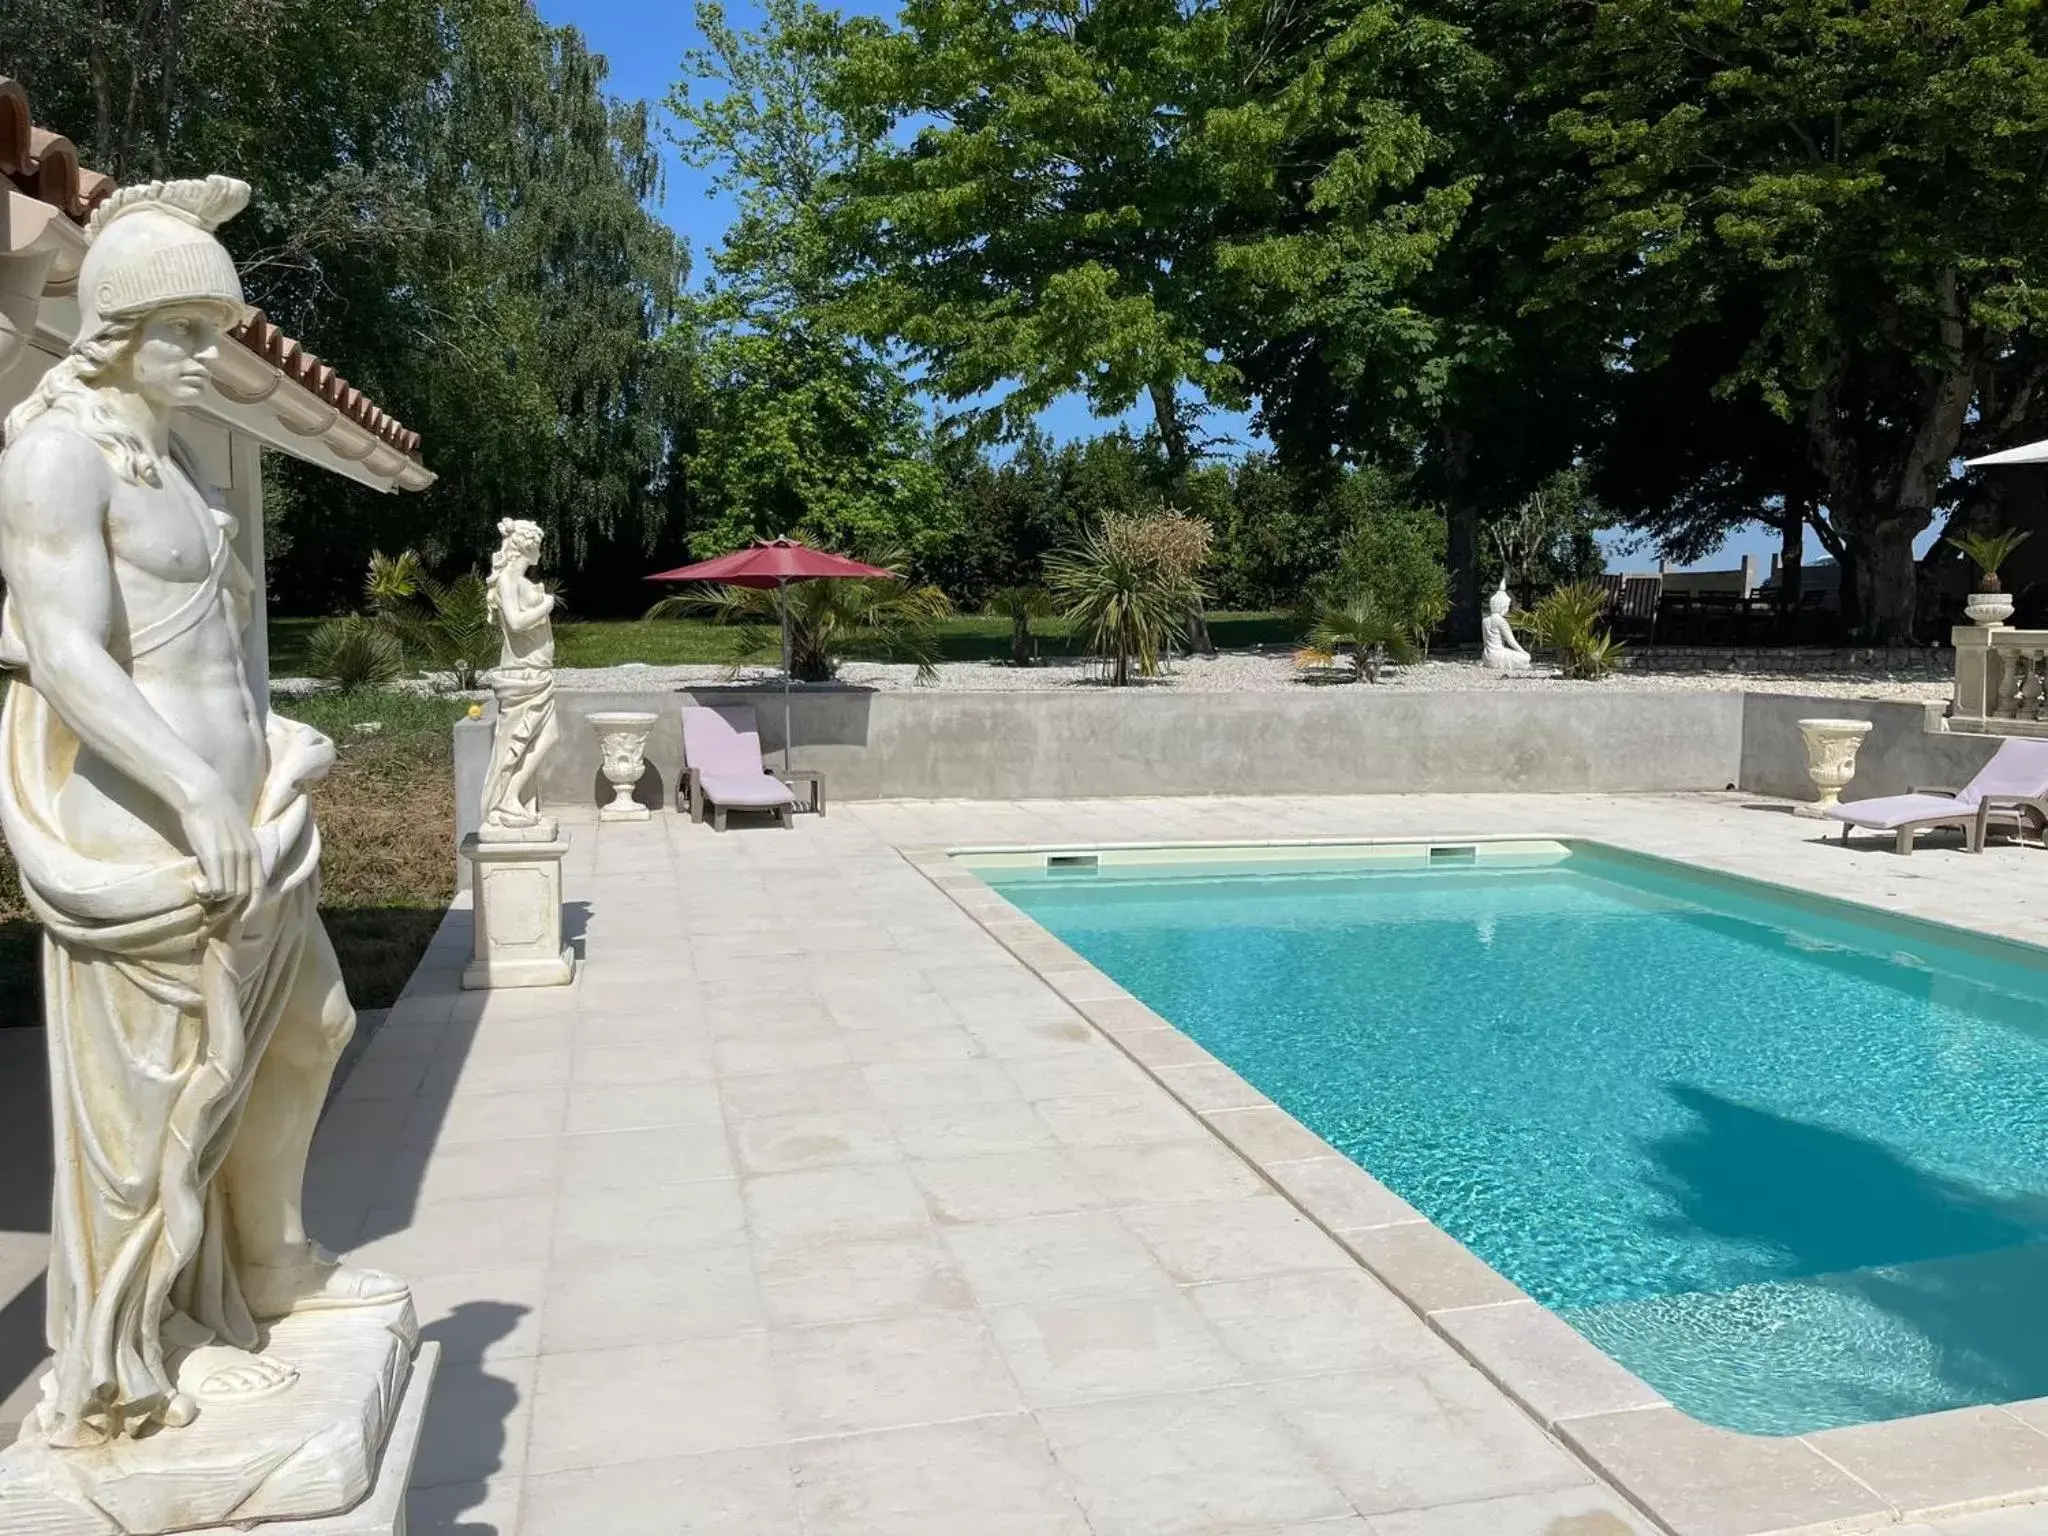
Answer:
xmin=74 ymin=175 xmax=251 ymax=350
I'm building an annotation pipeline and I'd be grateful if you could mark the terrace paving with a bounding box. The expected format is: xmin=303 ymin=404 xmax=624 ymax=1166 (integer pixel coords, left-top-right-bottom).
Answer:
xmin=7 ymin=791 xmax=2048 ymax=1533
xmin=340 ymin=793 xmax=2048 ymax=1533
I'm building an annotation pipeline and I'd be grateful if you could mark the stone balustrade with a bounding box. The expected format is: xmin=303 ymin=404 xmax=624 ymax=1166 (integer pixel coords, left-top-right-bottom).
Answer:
xmin=1952 ymin=623 xmax=2048 ymax=735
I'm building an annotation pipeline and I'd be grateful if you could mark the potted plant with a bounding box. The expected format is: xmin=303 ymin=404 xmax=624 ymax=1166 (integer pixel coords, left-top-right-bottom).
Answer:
xmin=1946 ymin=527 xmax=2032 ymax=625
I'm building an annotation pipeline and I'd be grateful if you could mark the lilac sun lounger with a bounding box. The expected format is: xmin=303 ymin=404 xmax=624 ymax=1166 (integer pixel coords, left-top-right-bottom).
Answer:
xmin=681 ymin=704 xmax=800 ymax=831
xmin=1825 ymin=737 xmax=2048 ymax=854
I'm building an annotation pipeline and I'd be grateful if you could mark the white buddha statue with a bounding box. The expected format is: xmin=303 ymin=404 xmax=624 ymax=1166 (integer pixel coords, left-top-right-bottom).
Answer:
xmin=1480 ymin=582 xmax=1531 ymax=671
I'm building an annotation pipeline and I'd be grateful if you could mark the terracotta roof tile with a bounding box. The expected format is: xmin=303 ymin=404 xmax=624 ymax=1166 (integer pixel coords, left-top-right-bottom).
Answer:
xmin=0 ymin=74 xmax=423 ymax=461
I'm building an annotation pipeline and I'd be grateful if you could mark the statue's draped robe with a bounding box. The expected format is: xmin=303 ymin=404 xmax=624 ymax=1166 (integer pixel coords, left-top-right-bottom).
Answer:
xmin=481 ymin=662 xmax=555 ymax=829
xmin=0 ymin=520 xmax=334 ymax=1447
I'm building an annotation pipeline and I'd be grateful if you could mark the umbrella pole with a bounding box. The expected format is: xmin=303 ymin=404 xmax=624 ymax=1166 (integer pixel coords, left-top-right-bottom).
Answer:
xmin=779 ymin=578 xmax=793 ymax=774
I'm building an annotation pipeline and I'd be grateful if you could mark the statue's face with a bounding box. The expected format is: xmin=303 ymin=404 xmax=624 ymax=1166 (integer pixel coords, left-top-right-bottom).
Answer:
xmin=126 ymin=304 xmax=224 ymax=409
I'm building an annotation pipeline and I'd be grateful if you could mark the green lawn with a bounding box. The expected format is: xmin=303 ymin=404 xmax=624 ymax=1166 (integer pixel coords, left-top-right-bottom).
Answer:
xmin=270 ymin=610 xmax=1301 ymax=675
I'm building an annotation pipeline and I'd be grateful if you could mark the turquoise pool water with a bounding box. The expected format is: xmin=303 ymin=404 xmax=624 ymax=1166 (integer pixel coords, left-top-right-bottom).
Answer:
xmin=982 ymin=843 xmax=2048 ymax=1435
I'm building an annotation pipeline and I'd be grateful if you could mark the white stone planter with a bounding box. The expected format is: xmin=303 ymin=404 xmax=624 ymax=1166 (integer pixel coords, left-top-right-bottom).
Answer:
xmin=1966 ymin=589 xmax=2015 ymax=626
xmin=1795 ymin=717 xmax=1874 ymax=818
xmin=589 ymin=710 xmax=659 ymax=821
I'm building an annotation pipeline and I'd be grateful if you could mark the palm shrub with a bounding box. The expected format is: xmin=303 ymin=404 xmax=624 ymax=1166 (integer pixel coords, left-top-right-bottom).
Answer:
xmin=416 ymin=573 xmax=499 ymax=689
xmin=1047 ymin=514 xmax=1204 ymax=686
xmin=362 ymin=550 xmax=500 ymax=689
xmin=1310 ymin=593 xmax=1420 ymax=682
xmin=648 ymin=563 xmax=952 ymax=681
xmin=983 ymin=585 xmax=1057 ymax=667
xmin=307 ymin=617 xmax=405 ymax=694
xmin=1946 ymin=528 xmax=2032 ymax=593
xmin=1523 ymin=582 xmax=1625 ymax=679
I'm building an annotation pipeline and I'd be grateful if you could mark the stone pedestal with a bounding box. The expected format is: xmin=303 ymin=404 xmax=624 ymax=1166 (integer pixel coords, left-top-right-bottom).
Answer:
xmin=1953 ymin=623 xmax=1996 ymax=729
xmin=460 ymin=834 xmax=575 ymax=988
xmin=1794 ymin=717 xmax=1874 ymax=818
xmin=588 ymin=711 xmax=657 ymax=821
xmin=0 ymin=1302 xmax=435 ymax=1536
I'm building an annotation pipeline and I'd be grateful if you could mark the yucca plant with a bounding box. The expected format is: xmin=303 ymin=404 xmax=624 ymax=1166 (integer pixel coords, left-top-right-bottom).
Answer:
xmin=1046 ymin=518 xmax=1201 ymax=686
xmin=1946 ymin=528 xmax=2032 ymax=592
xmin=307 ymin=616 xmax=404 ymax=694
xmin=648 ymin=566 xmax=952 ymax=681
xmin=1522 ymin=582 xmax=1624 ymax=679
xmin=983 ymin=585 xmax=1057 ymax=667
xmin=1310 ymin=593 xmax=1420 ymax=682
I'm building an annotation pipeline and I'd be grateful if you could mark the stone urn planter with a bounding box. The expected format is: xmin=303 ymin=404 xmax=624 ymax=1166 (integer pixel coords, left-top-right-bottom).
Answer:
xmin=589 ymin=710 xmax=659 ymax=821
xmin=1967 ymin=590 xmax=2016 ymax=626
xmin=1795 ymin=717 xmax=1874 ymax=818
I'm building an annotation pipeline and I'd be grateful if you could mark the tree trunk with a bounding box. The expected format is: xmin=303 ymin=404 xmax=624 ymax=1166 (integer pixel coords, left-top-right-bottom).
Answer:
xmin=1851 ymin=519 xmax=1919 ymax=644
xmin=1010 ymin=604 xmax=1033 ymax=667
xmin=1776 ymin=501 xmax=1804 ymax=641
xmin=1440 ymin=426 xmax=1480 ymax=644
xmin=1446 ymin=500 xmax=1480 ymax=644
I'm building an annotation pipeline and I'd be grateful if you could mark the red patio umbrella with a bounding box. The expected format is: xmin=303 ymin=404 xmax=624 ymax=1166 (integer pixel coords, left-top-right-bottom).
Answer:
xmin=646 ymin=538 xmax=899 ymax=771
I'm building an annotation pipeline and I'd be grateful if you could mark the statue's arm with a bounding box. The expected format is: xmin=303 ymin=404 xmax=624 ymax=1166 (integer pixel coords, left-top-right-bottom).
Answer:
xmin=0 ymin=431 xmax=259 ymax=901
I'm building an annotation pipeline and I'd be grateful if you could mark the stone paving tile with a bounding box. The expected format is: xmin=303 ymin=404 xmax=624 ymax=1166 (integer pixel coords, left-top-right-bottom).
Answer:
xmin=881 ymin=1097 xmax=1057 ymax=1159
xmin=550 ymin=1178 xmax=748 ymax=1259
xmin=560 ymin=1078 xmax=723 ymax=1133
xmin=987 ymin=1290 xmax=1245 ymax=1407
xmin=1262 ymin=1364 xmax=1598 ymax=1516
xmin=751 ymin=1231 xmax=976 ymax=1327
xmin=1366 ymin=1487 xmax=1654 ymax=1534
xmin=539 ymin=1243 xmax=760 ymax=1354
xmin=1037 ymin=1385 xmax=1354 ymax=1535
xmin=910 ymin=1148 xmax=1108 ymax=1223
xmin=790 ymin=1414 xmax=1090 ymax=1535
xmin=768 ymin=1310 xmax=1022 ymax=1436
xmin=526 ymin=1334 xmax=784 ymax=1475
xmin=743 ymin=1163 xmax=933 ymax=1244
xmin=1122 ymin=1195 xmax=1356 ymax=1284
xmin=345 ymin=792 xmax=2048 ymax=1536
xmin=411 ymin=1264 xmax=549 ymax=1365
xmin=942 ymin=1210 xmax=1180 ymax=1308
xmin=719 ymin=1064 xmax=877 ymax=1121
xmin=1187 ymin=1269 xmax=1448 ymax=1380
xmin=520 ymin=1446 xmax=800 ymax=1536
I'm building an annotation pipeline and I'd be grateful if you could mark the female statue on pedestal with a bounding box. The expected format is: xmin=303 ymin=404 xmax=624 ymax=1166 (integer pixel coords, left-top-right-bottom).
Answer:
xmin=478 ymin=518 xmax=561 ymax=840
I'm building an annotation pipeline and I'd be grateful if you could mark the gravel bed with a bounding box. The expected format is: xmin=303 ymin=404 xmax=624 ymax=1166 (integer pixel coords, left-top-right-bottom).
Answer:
xmin=540 ymin=652 xmax=1954 ymax=702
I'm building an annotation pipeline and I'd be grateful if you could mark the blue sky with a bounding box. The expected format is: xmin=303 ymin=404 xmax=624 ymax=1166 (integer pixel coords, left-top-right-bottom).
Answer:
xmin=539 ymin=0 xmax=1812 ymax=576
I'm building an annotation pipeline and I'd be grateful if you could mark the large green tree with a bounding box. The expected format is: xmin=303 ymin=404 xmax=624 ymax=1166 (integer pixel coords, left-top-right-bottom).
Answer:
xmin=1537 ymin=0 xmax=2048 ymax=640
xmin=819 ymin=0 xmax=1481 ymax=506
xmin=668 ymin=0 xmax=953 ymax=568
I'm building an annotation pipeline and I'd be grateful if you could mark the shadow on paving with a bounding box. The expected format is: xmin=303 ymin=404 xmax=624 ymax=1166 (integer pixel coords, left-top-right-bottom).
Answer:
xmin=0 ymin=917 xmax=38 ymax=1028
xmin=0 ymin=1027 xmax=50 ymax=1439
xmin=411 ymin=1301 xmax=526 ymax=1535
xmin=1642 ymin=1085 xmax=2048 ymax=1423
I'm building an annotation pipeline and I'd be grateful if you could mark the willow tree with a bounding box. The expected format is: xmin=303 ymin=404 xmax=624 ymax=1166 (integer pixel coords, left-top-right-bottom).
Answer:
xmin=2 ymin=0 xmax=690 ymax=612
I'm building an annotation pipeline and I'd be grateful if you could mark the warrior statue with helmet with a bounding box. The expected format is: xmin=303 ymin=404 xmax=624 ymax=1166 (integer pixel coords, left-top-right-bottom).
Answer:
xmin=0 ymin=176 xmax=417 ymax=1533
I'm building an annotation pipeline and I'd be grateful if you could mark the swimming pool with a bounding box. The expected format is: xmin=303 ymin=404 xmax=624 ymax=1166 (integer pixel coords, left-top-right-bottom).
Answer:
xmin=975 ymin=840 xmax=2048 ymax=1436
